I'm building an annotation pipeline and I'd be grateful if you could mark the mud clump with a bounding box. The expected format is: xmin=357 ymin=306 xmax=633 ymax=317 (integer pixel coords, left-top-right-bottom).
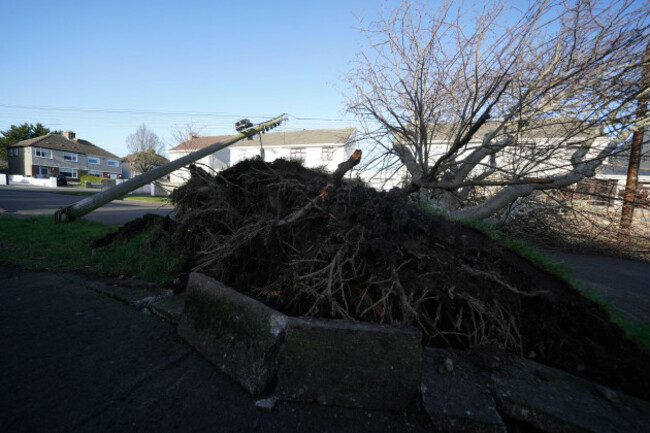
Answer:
xmin=104 ymin=158 xmax=650 ymax=400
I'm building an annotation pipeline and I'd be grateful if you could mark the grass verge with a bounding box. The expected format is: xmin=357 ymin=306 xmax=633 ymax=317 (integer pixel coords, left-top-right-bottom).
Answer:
xmin=0 ymin=216 xmax=181 ymax=285
xmin=123 ymin=196 xmax=171 ymax=203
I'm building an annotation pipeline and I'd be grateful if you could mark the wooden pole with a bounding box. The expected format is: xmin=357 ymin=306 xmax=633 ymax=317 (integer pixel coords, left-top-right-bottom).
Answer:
xmin=54 ymin=114 xmax=286 ymax=223
xmin=620 ymin=43 xmax=650 ymax=236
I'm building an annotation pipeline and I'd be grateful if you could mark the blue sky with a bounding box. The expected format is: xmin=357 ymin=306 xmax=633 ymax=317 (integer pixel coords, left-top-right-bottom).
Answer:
xmin=0 ymin=0 xmax=393 ymax=156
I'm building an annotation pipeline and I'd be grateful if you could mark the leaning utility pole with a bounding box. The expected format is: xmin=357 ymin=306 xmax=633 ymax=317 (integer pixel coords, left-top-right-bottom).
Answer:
xmin=620 ymin=43 xmax=650 ymax=236
xmin=55 ymin=114 xmax=286 ymax=223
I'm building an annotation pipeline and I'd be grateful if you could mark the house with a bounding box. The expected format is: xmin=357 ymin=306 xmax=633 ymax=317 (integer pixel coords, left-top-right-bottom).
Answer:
xmin=168 ymin=128 xmax=357 ymax=184
xmin=595 ymin=130 xmax=650 ymax=206
xmin=121 ymin=151 xmax=170 ymax=179
xmin=167 ymin=133 xmax=232 ymax=184
xmin=363 ymin=119 xmax=612 ymax=192
xmin=6 ymin=131 xmax=121 ymax=181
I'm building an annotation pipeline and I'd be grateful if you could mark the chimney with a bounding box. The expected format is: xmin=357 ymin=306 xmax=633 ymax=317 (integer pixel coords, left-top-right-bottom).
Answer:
xmin=188 ymin=132 xmax=198 ymax=140
xmin=62 ymin=131 xmax=76 ymax=141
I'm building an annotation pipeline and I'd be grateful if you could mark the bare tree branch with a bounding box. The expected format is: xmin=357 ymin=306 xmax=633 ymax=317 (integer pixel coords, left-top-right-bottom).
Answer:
xmin=345 ymin=0 xmax=650 ymax=220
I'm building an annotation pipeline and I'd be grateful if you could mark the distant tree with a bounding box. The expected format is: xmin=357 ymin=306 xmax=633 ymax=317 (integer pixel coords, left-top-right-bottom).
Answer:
xmin=125 ymin=124 xmax=166 ymax=174
xmin=0 ymin=123 xmax=60 ymax=165
xmin=169 ymin=121 xmax=206 ymax=151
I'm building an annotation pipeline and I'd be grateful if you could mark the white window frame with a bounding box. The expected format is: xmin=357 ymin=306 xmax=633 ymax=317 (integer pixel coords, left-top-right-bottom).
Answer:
xmin=87 ymin=170 xmax=102 ymax=176
xmin=34 ymin=147 xmax=53 ymax=159
xmin=107 ymin=159 xmax=119 ymax=167
xmin=63 ymin=152 xmax=78 ymax=162
xmin=321 ymin=146 xmax=334 ymax=161
xmin=290 ymin=148 xmax=306 ymax=161
xmin=87 ymin=156 xmax=100 ymax=165
xmin=58 ymin=167 xmax=78 ymax=178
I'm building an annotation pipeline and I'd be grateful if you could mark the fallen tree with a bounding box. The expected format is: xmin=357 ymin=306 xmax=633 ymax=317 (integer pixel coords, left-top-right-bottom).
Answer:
xmin=345 ymin=0 xmax=650 ymax=222
xmin=94 ymin=157 xmax=650 ymax=400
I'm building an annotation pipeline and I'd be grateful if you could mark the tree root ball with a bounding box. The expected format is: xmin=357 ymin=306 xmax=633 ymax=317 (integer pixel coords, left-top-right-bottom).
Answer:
xmin=103 ymin=158 xmax=650 ymax=400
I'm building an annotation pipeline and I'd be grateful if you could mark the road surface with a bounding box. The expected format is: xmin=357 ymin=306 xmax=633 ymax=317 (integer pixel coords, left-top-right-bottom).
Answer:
xmin=0 ymin=185 xmax=174 ymax=225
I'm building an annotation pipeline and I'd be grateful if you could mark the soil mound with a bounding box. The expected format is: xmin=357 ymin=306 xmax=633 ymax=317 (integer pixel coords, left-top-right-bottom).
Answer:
xmin=112 ymin=159 xmax=650 ymax=400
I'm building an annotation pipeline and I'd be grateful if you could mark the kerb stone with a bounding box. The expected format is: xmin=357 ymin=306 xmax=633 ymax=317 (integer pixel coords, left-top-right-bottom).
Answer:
xmin=275 ymin=316 xmax=422 ymax=412
xmin=178 ymin=273 xmax=287 ymax=395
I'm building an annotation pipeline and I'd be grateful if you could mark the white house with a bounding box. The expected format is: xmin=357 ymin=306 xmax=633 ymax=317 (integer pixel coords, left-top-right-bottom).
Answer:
xmin=168 ymin=128 xmax=357 ymax=184
xmin=595 ymin=131 xmax=650 ymax=206
xmin=359 ymin=120 xmax=614 ymax=194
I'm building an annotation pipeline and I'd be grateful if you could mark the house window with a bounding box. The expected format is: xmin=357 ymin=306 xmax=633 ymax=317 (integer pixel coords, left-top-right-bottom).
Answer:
xmin=63 ymin=152 xmax=78 ymax=162
xmin=88 ymin=170 xmax=102 ymax=176
xmin=34 ymin=147 xmax=52 ymax=159
xmin=87 ymin=156 xmax=100 ymax=165
xmin=59 ymin=168 xmax=78 ymax=179
xmin=107 ymin=159 xmax=119 ymax=167
xmin=321 ymin=147 xmax=334 ymax=161
xmin=290 ymin=148 xmax=306 ymax=161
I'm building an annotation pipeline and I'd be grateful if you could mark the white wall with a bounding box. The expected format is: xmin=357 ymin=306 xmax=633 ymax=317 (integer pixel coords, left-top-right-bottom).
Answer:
xmin=8 ymin=175 xmax=57 ymax=188
xmin=168 ymin=142 xmax=355 ymax=185
xmin=0 ymin=174 xmax=6 ymax=185
xmin=231 ymin=143 xmax=354 ymax=172
xmin=168 ymin=151 xmax=226 ymax=184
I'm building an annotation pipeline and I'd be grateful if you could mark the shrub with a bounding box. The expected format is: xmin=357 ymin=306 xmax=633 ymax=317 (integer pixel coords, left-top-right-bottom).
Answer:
xmin=80 ymin=174 xmax=103 ymax=184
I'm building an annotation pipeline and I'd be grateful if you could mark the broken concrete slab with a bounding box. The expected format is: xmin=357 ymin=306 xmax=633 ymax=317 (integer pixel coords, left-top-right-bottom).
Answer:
xmin=492 ymin=357 xmax=650 ymax=433
xmin=274 ymin=316 xmax=422 ymax=412
xmin=151 ymin=294 xmax=185 ymax=325
xmin=421 ymin=348 xmax=506 ymax=433
xmin=178 ymin=273 xmax=288 ymax=395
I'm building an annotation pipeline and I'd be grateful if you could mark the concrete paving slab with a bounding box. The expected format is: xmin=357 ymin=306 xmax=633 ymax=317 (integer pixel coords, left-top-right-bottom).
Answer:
xmin=0 ymin=266 xmax=436 ymax=433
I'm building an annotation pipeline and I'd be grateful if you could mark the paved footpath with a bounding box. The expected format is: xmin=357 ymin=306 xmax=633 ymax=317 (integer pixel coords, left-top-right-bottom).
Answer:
xmin=548 ymin=251 xmax=650 ymax=324
xmin=0 ymin=266 xmax=434 ymax=433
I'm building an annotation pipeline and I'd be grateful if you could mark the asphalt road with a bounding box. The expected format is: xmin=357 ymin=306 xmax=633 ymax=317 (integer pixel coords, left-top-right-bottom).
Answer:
xmin=0 ymin=185 xmax=174 ymax=225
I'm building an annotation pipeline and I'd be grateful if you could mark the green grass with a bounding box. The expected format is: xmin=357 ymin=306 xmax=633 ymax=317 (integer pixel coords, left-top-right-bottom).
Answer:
xmin=613 ymin=320 xmax=650 ymax=352
xmin=0 ymin=216 xmax=181 ymax=285
xmin=123 ymin=196 xmax=171 ymax=203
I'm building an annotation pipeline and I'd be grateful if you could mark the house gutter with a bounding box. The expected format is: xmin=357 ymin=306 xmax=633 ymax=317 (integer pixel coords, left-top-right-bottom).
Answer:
xmin=54 ymin=114 xmax=286 ymax=223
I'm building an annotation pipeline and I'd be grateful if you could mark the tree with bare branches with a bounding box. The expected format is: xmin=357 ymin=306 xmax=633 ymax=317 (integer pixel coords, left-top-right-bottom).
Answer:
xmin=345 ymin=0 xmax=650 ymax=222
xmin=125 ymin=123 xmax=167 ymax=175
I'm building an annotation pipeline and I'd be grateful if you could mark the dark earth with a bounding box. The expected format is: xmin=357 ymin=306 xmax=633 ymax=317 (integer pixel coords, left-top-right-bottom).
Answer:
xmin=95 ymin=158 xmax=650 ymax=401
